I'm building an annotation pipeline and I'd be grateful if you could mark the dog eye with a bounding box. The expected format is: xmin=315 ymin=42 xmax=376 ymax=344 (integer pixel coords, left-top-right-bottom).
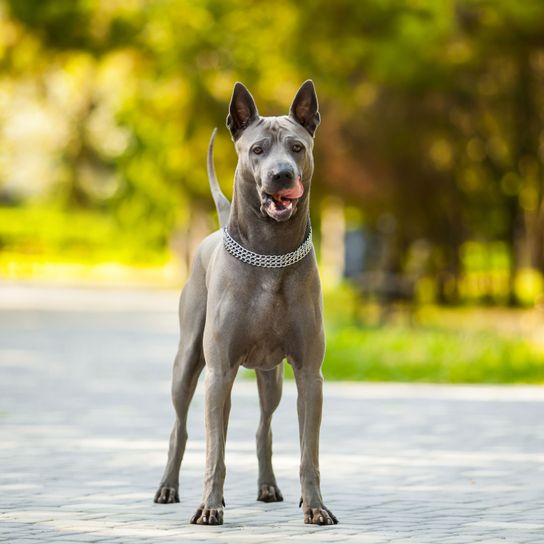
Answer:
xmin=252 ymin=146 xmax=263 ymax=155
xmin=292 ymin=143 xmax=303 ymax=153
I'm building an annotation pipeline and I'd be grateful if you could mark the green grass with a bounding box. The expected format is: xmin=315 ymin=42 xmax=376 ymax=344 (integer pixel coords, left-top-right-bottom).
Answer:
xmin=0 ymin=205 xmax=178 ymax=286
xmin=0 ymin=205 xmax=168 ymax=265
xmin=318 ymin=325 xmax=544 ymax=383
xmin=281 ymin=285 xmax=544 ymax=383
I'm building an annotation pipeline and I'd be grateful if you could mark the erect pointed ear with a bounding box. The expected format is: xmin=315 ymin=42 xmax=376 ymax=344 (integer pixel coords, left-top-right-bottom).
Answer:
xmin=289 ymin=80 xmax=320 ymax=137
xmin=226 ymin=82 xmax=259 ymax=140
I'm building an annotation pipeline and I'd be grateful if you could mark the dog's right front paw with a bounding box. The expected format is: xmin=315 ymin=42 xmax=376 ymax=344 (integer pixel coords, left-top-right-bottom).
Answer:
xmin=190 ymin=503 xmax=224 ymax=525
xmin=154 ymin=486 xmax=179 ymax=504
xmin=302 ymin=505 xmax=338 ymax=525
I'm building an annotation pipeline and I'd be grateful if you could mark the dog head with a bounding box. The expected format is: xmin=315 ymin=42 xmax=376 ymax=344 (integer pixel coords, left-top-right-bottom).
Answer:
xmin=226 ymin=80 xmax=320 ymax=222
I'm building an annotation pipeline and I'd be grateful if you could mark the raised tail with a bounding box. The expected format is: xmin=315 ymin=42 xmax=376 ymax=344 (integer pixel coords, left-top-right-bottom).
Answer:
xmin=207 ymin=128 xmax=231 ymax=228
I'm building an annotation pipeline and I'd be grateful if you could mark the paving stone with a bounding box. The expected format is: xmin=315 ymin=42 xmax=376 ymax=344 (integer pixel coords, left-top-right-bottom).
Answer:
xmin=1 ymin=284 xmax=543 ymax=543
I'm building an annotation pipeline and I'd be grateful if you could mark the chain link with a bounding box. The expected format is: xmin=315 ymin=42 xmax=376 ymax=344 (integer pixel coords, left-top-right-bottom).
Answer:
xmin=222 ymin=224 xmax=313 ymax=268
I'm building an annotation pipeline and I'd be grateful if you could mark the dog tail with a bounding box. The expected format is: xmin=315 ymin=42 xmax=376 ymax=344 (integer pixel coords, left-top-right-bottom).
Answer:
xmin=207 ymin=128 xmax=231 ymax=228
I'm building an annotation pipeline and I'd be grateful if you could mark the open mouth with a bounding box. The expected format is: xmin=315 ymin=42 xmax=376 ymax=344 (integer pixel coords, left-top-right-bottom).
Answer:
xmin=261 ymin=177 xmax=304 ymax=222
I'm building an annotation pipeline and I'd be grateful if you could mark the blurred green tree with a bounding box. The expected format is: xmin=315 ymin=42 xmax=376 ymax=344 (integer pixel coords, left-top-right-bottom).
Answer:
xmin=1 ymin=0 xmax=543 ymax=303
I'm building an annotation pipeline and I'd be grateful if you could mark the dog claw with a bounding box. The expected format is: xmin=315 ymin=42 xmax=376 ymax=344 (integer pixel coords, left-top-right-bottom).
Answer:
xmin=257 ymin=484 xmax=283 ymax=503
xmin=190 ymin=504 xmax=224 ymax=525
xmin=154 ymin=486 xmax=179 ymax=504
xmin=302 ymin=505 xmax=338 ymax=525
xmin=189 ymin=508 xmax=202 ymax=524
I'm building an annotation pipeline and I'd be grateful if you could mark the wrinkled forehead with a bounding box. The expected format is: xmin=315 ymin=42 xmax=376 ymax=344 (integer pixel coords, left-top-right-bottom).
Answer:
xmin=235 ymin=116 xmax=313 ymax=150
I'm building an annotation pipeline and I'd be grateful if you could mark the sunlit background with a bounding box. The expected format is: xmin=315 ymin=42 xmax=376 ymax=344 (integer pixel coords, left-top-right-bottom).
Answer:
xmin=1 ymin=0 xmax=544 ymax=382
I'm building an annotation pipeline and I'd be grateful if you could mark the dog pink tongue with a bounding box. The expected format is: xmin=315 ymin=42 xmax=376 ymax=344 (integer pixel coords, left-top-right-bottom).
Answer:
xmin=274 ymin=176 xmax=304 ymax=202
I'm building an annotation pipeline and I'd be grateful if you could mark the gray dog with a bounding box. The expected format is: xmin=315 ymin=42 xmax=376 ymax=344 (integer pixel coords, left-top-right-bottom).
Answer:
xmin=154 ymin=80 xmax=338 ymax=526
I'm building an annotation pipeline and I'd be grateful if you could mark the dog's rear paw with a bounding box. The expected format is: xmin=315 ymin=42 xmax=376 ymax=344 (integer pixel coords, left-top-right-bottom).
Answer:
xmin=154 ymin=486 xmax=179 ymax=504
xmin=190 ymin=504 xmax=224 ymax=525
xmin=257 ymin=484 xmax=283 ymax=503
xmin=302 ymin=505 xmax=338 ymax=525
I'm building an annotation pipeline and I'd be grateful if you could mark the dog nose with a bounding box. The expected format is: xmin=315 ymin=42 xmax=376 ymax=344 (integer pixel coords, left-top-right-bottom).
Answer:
xmin=272 ymin=168 xmax=294 ymax=183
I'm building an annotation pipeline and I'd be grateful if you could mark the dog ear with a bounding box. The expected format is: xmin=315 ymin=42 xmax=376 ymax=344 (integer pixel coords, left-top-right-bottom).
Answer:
xmin=289 ymin=80 xmax=320 ymax=137
xmin=226 ymin=82 xmax=259 ymax=140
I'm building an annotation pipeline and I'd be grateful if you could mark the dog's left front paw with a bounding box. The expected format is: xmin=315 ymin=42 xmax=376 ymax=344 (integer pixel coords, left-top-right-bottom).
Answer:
xmin=190 ymin=503 xmax=224 ymax=525
xmin=302 ymin=505 xmax=338 ymax=525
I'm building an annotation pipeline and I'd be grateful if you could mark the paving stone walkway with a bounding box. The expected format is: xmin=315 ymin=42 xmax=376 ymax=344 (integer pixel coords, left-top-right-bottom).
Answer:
xmin=1 ymin=283 xmax=543 ymax=543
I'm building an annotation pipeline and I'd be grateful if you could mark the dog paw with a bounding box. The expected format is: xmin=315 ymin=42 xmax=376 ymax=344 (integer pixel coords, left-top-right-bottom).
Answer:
xmin=302 ymin=505 xmax=338 ymax=525
xmin=154 ymin=486 xmax=179 ymax=504
xmin=190 ymin=503 xmax=224 ymax=525
xmin=257 ymin=484 xmax=283 ymax=502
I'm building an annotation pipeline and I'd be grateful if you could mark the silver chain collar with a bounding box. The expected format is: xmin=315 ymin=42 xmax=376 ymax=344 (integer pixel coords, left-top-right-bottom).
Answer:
xmin=222 ymin=224 xmax=313 ymax=268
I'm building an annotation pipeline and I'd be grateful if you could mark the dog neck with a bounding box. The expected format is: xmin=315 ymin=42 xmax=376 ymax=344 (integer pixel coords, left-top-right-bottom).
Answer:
xmin=227 ymin=170 xmax=311 ymax=256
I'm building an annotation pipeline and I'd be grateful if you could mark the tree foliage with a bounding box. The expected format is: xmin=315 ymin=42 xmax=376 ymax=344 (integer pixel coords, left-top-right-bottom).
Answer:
xmin=1 ymin=0 xmax=544 ymax=302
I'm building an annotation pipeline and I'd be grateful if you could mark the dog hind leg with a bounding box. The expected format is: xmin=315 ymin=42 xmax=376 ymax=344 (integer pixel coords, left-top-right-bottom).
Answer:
xmin=255 ymin=363 xmax=284 ymax=502
xmin=154 ymin=260 xmax=207 ymax=504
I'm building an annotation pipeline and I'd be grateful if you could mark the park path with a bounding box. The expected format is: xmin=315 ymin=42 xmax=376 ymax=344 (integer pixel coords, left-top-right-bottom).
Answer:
xmin=0 ymin=283 xmax=543 ymax=544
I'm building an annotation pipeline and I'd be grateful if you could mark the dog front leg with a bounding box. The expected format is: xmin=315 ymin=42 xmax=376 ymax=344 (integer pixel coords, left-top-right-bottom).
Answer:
xmin=190 ymin=366 xmax=237 ymax=525
xmin=294 ymin=367 xmax=338 ymax=525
